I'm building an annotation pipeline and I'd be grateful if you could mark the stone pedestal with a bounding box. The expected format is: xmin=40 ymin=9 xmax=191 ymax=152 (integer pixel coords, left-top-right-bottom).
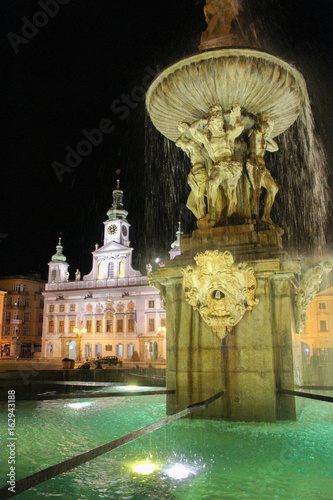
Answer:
xmin=151 ymin=226 xmax=300 ymax=422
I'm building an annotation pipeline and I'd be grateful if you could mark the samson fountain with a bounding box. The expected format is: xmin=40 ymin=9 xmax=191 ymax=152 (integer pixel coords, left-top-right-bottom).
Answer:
xmin=146 ymin=0 xmax=332 ymax=422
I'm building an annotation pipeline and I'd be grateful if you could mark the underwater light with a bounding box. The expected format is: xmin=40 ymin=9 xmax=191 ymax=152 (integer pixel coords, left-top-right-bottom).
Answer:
xmin=66 ymin=402 xmax=92 ymax=409
xmin=164 ymin=463 xmax=196 ymax=480
xmin=133 ymin=460 xmax=156 ymax=474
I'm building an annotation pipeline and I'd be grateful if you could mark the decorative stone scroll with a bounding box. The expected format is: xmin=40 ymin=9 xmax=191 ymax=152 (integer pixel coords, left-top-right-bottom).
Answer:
xmin=182 ymin=250 xmax=258 ymax=340
xmin=295 ymin=259 xmax=333 ymax=333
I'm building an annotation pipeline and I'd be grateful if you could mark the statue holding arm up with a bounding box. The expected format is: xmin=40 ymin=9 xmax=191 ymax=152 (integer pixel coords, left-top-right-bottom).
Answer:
xmin=246 ymin=113 xmax=279 ymax=225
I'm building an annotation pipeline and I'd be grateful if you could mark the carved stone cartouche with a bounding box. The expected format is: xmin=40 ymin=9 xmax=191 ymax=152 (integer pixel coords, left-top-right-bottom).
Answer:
xmin=295 ymin=259 xmax=333 ymax=333
xmin=182 ymin=250 xmax=258 ymax=340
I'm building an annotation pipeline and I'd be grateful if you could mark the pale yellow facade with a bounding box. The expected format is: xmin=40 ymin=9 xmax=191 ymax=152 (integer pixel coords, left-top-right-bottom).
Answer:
xmin=301 ymin=286 xmax=333 ymax=355
xmin=0 ymin=276 xmax=45 ymax=358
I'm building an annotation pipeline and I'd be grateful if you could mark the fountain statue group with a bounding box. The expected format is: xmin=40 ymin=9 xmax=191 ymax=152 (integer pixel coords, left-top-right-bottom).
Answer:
xmin=176 ymin=103 xmax=279 ymax=229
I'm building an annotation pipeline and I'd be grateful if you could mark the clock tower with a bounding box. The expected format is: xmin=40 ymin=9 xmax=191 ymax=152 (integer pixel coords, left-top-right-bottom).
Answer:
xmin=103 ymin=176 xmax=130 ymax=247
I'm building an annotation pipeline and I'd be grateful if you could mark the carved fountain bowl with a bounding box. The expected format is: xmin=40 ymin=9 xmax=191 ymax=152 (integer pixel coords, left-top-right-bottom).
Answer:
xmin=146 ymin=48 xmax=307 ymax=141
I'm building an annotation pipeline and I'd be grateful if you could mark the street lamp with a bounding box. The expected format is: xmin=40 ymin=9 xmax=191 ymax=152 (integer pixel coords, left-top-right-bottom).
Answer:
xmin=73 ymin=326 xmax=87 ymax=362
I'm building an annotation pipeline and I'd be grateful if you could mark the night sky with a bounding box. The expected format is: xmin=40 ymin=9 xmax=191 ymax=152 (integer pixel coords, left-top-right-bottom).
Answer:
xmin=2 ymin=0 xmax=333 ymax=279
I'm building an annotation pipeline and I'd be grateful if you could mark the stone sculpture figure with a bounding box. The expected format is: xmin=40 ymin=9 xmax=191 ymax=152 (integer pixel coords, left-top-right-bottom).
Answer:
xmin=182 ymin=250 xmax=258 ymax=340
xmin=185 ymin=103 xmax=244 ymax=226
xmin=246 ymin=113 xmax=279 ymax=224
xmin=199 ymin=0 xmax=241 ymax=49
xmin=176 ymin=123 xmax=208 ymax=221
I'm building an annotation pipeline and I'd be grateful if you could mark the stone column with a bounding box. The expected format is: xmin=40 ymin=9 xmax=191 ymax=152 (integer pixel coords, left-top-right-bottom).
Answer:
xmin=269 ymin=273 xmax=297 ymax=420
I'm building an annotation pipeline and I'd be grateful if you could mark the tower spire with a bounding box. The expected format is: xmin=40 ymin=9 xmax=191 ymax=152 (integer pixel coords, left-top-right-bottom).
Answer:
xmin=106 ymin=170 xmax=128 ymax=221
xmin=51 ymin=235 xmax=67 ymax=263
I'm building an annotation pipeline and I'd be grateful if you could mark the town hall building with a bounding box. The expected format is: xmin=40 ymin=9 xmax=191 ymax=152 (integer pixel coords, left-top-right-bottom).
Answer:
xmin=41 ymin=179 xmax=166 ymax=364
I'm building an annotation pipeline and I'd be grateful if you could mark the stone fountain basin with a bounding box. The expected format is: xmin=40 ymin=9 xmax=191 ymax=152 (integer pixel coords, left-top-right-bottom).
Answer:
xmin=146 ymin=48 xmax=307 ymax=141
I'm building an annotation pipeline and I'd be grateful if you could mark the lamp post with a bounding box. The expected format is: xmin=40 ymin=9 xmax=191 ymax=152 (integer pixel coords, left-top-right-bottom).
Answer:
xmin=73 ymin=325 xmax=87 ymax=362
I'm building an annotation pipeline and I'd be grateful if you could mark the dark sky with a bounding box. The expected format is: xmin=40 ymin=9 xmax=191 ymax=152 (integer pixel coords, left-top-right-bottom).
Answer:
xmin=1 ymin=0 xmax=333 ymax=279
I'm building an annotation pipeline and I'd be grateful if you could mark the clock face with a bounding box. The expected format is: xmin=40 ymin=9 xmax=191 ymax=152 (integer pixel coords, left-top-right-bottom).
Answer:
xmin=108 ymin=224 xmax=117 ymax=235
xmin=122 ymin=225 xmax=128 ymax=237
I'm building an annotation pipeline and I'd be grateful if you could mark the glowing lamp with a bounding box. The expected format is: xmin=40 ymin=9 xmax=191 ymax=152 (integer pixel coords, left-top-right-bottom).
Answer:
xmin=133 ymin=460 xmax=156 ymax=474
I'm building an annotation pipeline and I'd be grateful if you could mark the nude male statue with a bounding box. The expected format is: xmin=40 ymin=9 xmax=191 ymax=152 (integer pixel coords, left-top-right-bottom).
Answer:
xmin=187 ymin=103 xmax=244 ymax=225
xmin=246 ymin=113 xmax=279 ymax=224
xmin=176 ymin=123 xmax=208 ymax=221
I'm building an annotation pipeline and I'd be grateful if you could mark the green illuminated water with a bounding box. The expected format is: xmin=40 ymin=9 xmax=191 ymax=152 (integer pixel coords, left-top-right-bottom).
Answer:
xmin=0 ymin=388 xmax=332 ymax=499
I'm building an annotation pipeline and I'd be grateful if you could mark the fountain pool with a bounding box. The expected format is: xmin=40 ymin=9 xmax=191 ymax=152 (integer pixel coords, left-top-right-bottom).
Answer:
xmin=0 ymin=388 xmax=332 ymax=499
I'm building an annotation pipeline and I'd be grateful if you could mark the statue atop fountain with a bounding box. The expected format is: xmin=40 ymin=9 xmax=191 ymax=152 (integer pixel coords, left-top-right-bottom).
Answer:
xmin=199 ymin=0 xmax=242 ymax=50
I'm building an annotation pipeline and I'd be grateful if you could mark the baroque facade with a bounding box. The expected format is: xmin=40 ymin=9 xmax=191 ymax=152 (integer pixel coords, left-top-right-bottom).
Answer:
xmin=41 ymin=181 xmax=166 ymax=363
xmin=0 ymin=276 xmax=45 ymax=358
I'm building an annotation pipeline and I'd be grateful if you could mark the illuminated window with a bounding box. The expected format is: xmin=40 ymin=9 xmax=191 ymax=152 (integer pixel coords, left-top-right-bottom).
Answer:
xmin=51 ymin=270 xmax=56 ymax=283
xmin=128 ymin=318 xmax=135 ymax=332
xmin=320 ymin=320 xmax=327 ymax=332
xmin=148 ymin=318 xmax=155 ymax=332
xmin=97 ymin=263 xmax=103 ymax=280
xmin=14 ymin=284 xmax=25 ymax=292
xmin=117 ymin=319 xmax=124 ymax=332
xmin=96 ymin=320 xmax=102 ymax=332
xmin=13 ymin=326 xmax=21 ymax=336
xmin=95 ymin=344 xmax=102 ymax=356
xmin=48 ymin=320 xmax=54 ymax=333
xmin=86 ymin=320 xmax=92 ymax=333
xmin=319 ymin=302 xmax=326 ymax=310
xmin=106 ymin=319 xmax=113 ymax=333
xmin=108 ymin=262 xmax=114 ymax=278
xmin=59 ymin=320 xmax=64 ymax=333
xmin=128 ymin=344 xmax=134 ymax=357
xmin=118 ymin=261 xmax=125 ymax=278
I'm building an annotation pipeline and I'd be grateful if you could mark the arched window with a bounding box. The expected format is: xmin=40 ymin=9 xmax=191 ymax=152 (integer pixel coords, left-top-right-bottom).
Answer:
xmin=108 ymin=262 xmax=114 ymax=278
xmin=51 ymin=270 xmax=56 ymax=283
xmin=118 ymin=260 xmax=125 ymax=278
xmin=97 ymin=263 xmax=103 ymax=280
